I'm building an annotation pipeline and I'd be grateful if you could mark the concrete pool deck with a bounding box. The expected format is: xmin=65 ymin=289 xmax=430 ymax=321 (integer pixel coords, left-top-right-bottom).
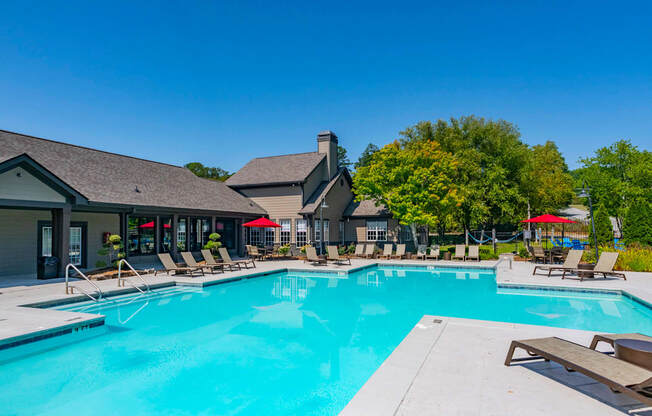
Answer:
xmin=1 ymin=258 xmax=651 ymax=413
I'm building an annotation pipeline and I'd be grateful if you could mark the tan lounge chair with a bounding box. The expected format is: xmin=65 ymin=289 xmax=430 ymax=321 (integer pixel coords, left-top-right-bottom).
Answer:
xmin=327 ymin=245 xmax=351 ymax=265
xmin=305 ymin=246 xmax=327 ymax=265
xmin=453 ymin=245 xmax=466 ymax=261
xmin=391 ymin=244 xmax=406 ymax=259
xmin=219 ymin=247 xmax=255 ymax=269
xmin=562 ymin=251 xmax=625 ymax=281
xmin=364 ymin=244 xmax=376 ymax=259
xmin=466 ymin=245 xmax=480 ymax=262
xmin=426 ymin=245 xmax=439 ymax=260
xmin=379 ymin=244 xmax=393 ymax=259
xmin=201 ymin=249 xmax=237 ymax=272
xmin=590 ymin=333 xmax=652 ymax=350
xmin=415 ymin=244 xmax=427 ymax=260
xmin=505 ymin=336 xmax=652 ymax=407
xmin=352 ymin=244 xmax=365 ymax=258
xmin=155 ymin=253 xmax=204 ymax=277
xmin=181 ymin=251 xmax=223 ymax=274
xmin=533 ymin=249 xmax=583 ymax=277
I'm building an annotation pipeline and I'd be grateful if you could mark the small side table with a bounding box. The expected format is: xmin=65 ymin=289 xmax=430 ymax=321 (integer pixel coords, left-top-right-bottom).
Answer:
xmin=443 ymin=252 xmax=452 ymax=261
xmin=615 ymin=339 xmax=652 ymax=371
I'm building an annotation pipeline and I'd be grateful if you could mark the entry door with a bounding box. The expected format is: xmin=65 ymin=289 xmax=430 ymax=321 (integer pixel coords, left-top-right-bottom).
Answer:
xmin=38 ymin=222 xmax=86 ymax=267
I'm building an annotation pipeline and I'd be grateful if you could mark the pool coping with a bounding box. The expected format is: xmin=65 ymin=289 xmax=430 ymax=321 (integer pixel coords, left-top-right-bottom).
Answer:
xmin=0 ymin=261 xmax=649 ymax=353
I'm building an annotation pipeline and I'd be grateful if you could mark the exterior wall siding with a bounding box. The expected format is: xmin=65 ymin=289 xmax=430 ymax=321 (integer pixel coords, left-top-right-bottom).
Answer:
xmin=302 ymin=160 xmax=326 ymax=205
xmin=70 ymin=212 xmax=120 ymax=269
xmin=312 ymin=177 xmax=354 ymax=244
xmin=238 ymin=186 xmax=303 ymax=220
xmin=0 ymin=167 xmax=66 ymax=203
xmin=344 ymin=217 xmax=400 ymax=243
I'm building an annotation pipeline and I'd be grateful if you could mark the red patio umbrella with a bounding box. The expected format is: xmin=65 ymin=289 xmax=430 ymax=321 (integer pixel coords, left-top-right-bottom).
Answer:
xmin=243 ymin=217 xmax=281 ymax=228
xmin=139 ymin=221 xmax=171 ymax=228
xmin=521 ymin=214 xmax=576 ymax=224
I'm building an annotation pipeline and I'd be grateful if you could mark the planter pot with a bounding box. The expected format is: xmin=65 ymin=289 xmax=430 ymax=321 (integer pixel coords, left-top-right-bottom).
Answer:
xmin=443 ymin=252 xmax=452 ymax=261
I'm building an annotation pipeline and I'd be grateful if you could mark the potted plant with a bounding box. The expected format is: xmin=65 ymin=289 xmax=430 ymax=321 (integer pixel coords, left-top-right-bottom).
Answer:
xmin=203 ymin=232 xmax=222 ymax=254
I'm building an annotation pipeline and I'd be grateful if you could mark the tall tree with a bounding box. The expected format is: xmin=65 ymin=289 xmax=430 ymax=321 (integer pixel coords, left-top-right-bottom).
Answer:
xmin=623 ymin=199 xmax=652 ymax=246
xmin=337 ymin=145 xmax=352 ymax=170
xmin=522 ymin=141 xmax=575 ymax=214
xmin=184 ymin=162 xmax=232 ymax=181
xmin=354 ymin=143 xmax=380 ymax=170
xmin=353 ymin=139 xmax=461 ymax=247
xmin=589 ymin=203 xmax=614 ymax=246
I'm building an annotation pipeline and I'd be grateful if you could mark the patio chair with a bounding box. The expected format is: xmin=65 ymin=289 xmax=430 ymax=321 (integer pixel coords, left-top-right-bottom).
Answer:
xmin=219 ymin=247 xmax=255 ymax=269
xmin=532 ymin=249 xmax=583 ymax=277
xmin=562 ymin=251 xmax=625 ymax=281
xmin=305 ymin=246 xmax=327 ymax=265
xmin=352 ymin=244 xmax=365 ymax=258
xmin=363 ymin=243 xmax=376 ymax=259
xmin=155 ymin=253 xmax=204 ymax=277
xmin=531 ymin=245 xmax=547 ymax=263
xmin=453 ymin=245 xmax=466 ymax=261
xmin=589 ymin=333 xmax=652 ymax=351
xmin=379 ymin=244 xmax=393 ymax=259
xmin=327 ymin=245 xmax=351 ymax=265
xmin=426 ymin=245 xmax=439 ymax=260
xmin=391 ymin=244 xmax=407 ymax=259
xmin=504 ymin=336 xmax=652 ymax=407
xmin=466 ymin=245 xmax=480 ymax=262
xmin=614 ymin=238 xmax=625 ymax=251
xmin=246 ymin=245 xmax=266 ymax=261
xmin=181 ymin=251 xmax=223 ymax=274
xmin=415 ymin=244 xmax=427 ymax=260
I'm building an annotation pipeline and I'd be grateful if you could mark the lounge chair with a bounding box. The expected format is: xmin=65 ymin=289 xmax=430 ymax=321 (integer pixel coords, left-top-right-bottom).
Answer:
xmin=426 ymin=245 xmax=439 ymax=260
xmin=305 ymin=246 xmax=327 ymax=265
xmin=218 ymin=247 xmax=255 ymax=269
xmin=453 ymin=245 xmax=466 ymax=261
xmin=466 ymin=245 xmax=480 ymax=262
xmin=415 ymin=244 xmax=427 ymax=260
xmin=379 ymin=244 xmax=393 ymax=259
xmin=590 ymin=333 xmax=652 ymax=350
xmin=532 ymin=249 xmax=583 ymax=277
xmin=327 ymin=245 xmax=351 ymax=265
xmin=181 ymin=251 xmax=223 ymax=274
xmin=155 ymin=253 xmax=204 ymax=277
xmin=505 ymin=336 xmax=652 ymax=407
xmin=562 ymin=251 xmax=625 ymax=281
xmin=363 ymin=244 xmax=376 ymax=259
xmin=200 ymin=249 xmax=238 ymax=272
xmin=352 ymin=244 xmax=365 ymax=258
xmin=391 ymin=244 xmax=406 ymax=259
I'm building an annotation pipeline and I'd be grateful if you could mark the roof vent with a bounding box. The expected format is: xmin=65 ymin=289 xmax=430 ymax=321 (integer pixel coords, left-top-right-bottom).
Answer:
xmin=134 ymin=186 xmax=141 ymax=193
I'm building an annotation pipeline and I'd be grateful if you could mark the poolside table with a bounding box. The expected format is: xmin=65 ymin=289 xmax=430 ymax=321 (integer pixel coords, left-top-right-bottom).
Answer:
xmin=614 ymin=339 xmax=652 ymax=371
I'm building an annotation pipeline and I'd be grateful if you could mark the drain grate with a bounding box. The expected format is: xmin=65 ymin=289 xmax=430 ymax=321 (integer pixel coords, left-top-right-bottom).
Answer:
xmin=433 ymin=319 xmax=442 ymax=324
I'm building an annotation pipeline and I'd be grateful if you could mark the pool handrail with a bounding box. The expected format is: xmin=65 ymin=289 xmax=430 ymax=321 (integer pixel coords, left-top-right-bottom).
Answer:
xmin=117 ymin=259 xmax=150 ymax=294
xmin=65 ymin=263 xmax=104 ymax=301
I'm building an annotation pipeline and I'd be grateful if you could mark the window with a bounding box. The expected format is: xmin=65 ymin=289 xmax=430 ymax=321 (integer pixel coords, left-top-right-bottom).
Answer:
xmin=264 ymin=227 xmax=276 ymax=246
xmin=296 ymin=219 xmax=307 ymax=247
xmin=127 ymin=216 xmax=156 ymax=256
xmin=69 ymin=227 xmax=82 ymax=265
xmin=339 ymin=221 xmax=345 ymax=244
xmin=177 ymin=218 xmax=187 ymax=251
xmin=188 ymin=217 xmax=211 ymax=251
xmin=323 ymin=219 xmax=329 ymax=243
xmin=160 ymin=217 xmax=172 ymax=253
xmin=39 ymin=222 xmax=86 ymax=266
xmin=314 ymin=220 xmax=321 ymax=242
xmin=367 ymin=220 xmax=387 ymax=241
xmin=280 ymin=220 xmax=291 ymax=245
xmin=248 ymin=227 xmax=262 ymax=246
xmin=41 ymin=227 xmax=52 ymax=257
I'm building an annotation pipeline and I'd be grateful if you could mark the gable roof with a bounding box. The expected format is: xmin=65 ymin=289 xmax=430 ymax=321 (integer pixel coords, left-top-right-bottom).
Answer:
xmin=343 ymin=199 xmax=391 ymax=218
xmin=225 ymin=152 xmax=325 ymax=188
xmin=298 ymin=169 xmax=353 ymax=215
xmin=0 ymin=130 xmax=265 ymax=215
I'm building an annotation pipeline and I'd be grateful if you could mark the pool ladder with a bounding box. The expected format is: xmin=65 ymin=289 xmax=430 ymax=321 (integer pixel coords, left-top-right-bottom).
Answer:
xmin=117 ymin=259 xmax=151 ymax=294
xmin=65 ymin=263 xmax=104 ymax=302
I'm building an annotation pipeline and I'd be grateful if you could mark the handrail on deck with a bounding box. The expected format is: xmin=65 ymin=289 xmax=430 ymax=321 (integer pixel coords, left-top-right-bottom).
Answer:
xmin=117 ymin=259 xmax=151 ymax=294
xmin=65 ymin=263 xmax=104 ymax=301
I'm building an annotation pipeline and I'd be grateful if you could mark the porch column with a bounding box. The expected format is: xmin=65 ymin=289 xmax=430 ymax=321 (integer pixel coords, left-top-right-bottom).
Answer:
xmin=52 ymin=204 xmax=71 ymax=276
xmin=155 ymin=215 xmax=161 ymax=253
xmin=171 ymin=214 xmax=178 ymax=261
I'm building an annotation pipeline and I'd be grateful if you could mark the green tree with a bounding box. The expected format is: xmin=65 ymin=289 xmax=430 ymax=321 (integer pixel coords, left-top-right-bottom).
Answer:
xmin=353 ymin=139 xmax=461 ymax=247
xmin=522 ymin=141 xmax=574 ymax=214
xmin=579 ymin=140 xmax=652 ymax=235
xmin=354 ymin=143 xmax=380 ymax=170
xmin=622 ymin=199 xmax=652 ymax=246
xmin=184 ymin=162 xmax=232 ymax=181
xmin=337 ymin=145 xmax=351 ymax=170
xmin=589 ymin=203 xmax=614 ymax=246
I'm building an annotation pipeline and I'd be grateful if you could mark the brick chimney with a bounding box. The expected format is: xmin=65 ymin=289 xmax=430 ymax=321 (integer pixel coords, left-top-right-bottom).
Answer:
xmin=317 ymin=130 xmax=338 ymax=180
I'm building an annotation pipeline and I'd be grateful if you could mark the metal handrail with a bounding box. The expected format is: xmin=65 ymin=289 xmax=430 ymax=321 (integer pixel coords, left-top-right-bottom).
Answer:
xmin=65 ymin=263 xmax=104 ymax=301
xmin=117 ymin=259 xmax=150 ymax=294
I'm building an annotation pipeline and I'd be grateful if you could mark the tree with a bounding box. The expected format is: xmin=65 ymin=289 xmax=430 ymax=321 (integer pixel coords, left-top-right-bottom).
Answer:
xmin=578 ymin=140 xmax=652 ymax=235
xmin=184 ymin=162 xmax=232 ymax=181
xmin=337 ymin=145 xmax=351 ymax=170
xmin=622 ymin=199 xmax=652 ymax=246
xmin=589 ymin=203 xmax=614 ymax=246
xmin=353 ymin=139 xmax=462 ymax=247
xmin=522 ymin=141 xmax=574 ymax=214
xmin=354 ymin=143 xmax=380 ymax=170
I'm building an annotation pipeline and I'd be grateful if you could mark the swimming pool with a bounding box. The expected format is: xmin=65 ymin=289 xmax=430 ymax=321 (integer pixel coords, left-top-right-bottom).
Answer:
xmin=2 ymin=265 xmax=651 ymax=415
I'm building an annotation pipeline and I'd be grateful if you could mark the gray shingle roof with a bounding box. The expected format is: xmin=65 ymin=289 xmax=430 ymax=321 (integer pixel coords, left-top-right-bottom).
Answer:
xmin=0 ymin=130 xmax=266 ymax=215
xmin=225 ymin=152 xmax=325 ymax=187
xmin=299 ymin=170 xmax=352 ymax=214
xmin=343 ymin=199 xmax=391 ymax=217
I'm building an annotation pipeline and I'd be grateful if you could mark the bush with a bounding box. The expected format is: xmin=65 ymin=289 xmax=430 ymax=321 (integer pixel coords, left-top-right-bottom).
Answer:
xmin=300 ymin=244 xmax=311 ymax=254
xmin=347 ymin=243 xmax=356 ymax=254
xmin=615 ymin=244 xmax=652 ymax=272
xmin=278 ymin=244 xmax=290 ymax=256
xmin=338 ymin=245 xmax=347 ymax=255
xmin=518 ymin=247 xmax=530 ymax=258
xmin=623 ymin=199 xmax=652 ymax=246
xmin=479 ymin=246 xmax=498 ymax=260
xmin=589 ymin=203 xmax=613 ymax=246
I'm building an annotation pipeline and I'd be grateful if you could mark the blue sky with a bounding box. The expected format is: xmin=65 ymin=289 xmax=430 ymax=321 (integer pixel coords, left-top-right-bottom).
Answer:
xmin=0 ymin=1 xmax=650 ymax=171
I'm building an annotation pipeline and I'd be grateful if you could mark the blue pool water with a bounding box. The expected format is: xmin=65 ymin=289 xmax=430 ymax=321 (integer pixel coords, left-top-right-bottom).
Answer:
xmin=2 ymin=265 xmax=652 ymax=415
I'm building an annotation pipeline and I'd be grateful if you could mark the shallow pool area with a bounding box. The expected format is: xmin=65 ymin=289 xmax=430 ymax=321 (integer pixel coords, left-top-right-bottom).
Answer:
xmin=2 ymin=265 xmax=652 ymax=416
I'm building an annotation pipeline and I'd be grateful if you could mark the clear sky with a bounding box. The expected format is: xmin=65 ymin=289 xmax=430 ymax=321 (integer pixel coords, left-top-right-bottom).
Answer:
xmin=0 ymin=1 xmax=650 ymax=171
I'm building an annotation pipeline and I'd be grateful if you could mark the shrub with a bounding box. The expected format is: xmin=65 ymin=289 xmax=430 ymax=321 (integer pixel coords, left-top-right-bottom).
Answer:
xmin=278 ymin=244 xmax=290 ymax=256
xmin=589 ymin=203 xmax=613 ymax=246
xmin=300 ymin=244 xmax=311 ymax=254
xmin=338 ymin=245 xmax=347 ymax=255
xmin=203 ymin=233 xmax=222 ymax=253
xmin=615 ymin=244 xmax=652 ymax=272
xmin=623 ymin=199 xmax=652 ymax=246
xmin=347 ymin=243 xmax=356 ymax=254
xmin=518 ymin=247 xmax=530 ymax=258
xmin=479 ymin=245 xmax=498 ymax=260
xmin=96 ymin=234 xmax=124 ymax=269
